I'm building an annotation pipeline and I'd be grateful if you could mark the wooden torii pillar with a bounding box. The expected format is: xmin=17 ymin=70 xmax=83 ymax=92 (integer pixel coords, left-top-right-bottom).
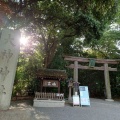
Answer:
xmin=64 ymin=56 xmax=120 ymax=101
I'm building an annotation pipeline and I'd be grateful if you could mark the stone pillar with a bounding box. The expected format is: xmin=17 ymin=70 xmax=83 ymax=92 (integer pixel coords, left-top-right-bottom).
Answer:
xmin=74 ymin=61 xmax=78 ymax=82
xmin=73 ymin=61 xmax=78 ymax=94
xmin=104 ymin=63 xmax=113 ymax=101
xmin=0 ymin=29 xmax=20 ymax=110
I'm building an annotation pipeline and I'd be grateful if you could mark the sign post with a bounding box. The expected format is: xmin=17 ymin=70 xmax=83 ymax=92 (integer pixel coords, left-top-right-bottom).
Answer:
xmin=79 ymin=86 xmax=90 ymax=106
xmin=73 ymin=95 xmax=80 ymax=106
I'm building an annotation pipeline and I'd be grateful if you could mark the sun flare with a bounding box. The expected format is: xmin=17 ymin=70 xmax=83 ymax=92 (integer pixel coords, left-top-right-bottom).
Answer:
xmin=20 ymin=36 xmax=29 ymax=45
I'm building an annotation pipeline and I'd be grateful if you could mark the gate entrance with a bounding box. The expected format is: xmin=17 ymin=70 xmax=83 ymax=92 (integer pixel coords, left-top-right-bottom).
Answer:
xmin=64 ymin=56 xmax=120 ymax=100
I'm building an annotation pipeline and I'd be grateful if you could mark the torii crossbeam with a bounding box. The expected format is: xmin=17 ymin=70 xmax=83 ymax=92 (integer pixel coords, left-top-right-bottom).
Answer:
xmin=64 ymin=56 xmax=120 ymax=101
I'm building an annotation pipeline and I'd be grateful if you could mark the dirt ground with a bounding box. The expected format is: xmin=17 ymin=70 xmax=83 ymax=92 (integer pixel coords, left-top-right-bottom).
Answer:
xmin=1 ymin=99 xmax=120 ymax=120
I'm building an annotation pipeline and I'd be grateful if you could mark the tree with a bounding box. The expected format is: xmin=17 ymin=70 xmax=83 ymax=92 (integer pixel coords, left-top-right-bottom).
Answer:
xmin=1 ymin=0 xmax=118 ymax=37
xmin=0 ymin=0 xmax=118 ymax=68
xmin=2 ymin=0 xmax=119 ymax=98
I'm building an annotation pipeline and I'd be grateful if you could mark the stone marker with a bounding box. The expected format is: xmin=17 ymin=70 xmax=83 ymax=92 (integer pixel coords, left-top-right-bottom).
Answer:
xmin=0 ymin=28 xmax=20 ymax=110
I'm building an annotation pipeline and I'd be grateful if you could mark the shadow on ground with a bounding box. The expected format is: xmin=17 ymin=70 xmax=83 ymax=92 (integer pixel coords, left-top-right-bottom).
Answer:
xmin=0 ymin=98 xmax=120 ymax=120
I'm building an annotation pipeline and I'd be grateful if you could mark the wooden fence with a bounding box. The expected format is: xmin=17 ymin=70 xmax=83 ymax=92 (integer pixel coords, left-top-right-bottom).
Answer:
xmin=35 ymin=92 xmax=64 ymax=100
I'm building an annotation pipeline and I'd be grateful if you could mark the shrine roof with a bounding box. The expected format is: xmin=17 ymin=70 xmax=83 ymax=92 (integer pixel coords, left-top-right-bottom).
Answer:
xmin=36 ymin=69 xmax=67 ymax=80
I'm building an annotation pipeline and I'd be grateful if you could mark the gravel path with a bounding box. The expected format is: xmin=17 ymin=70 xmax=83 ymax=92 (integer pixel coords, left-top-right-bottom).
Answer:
xmin=0 ymin=98 xmax=120 ymax=120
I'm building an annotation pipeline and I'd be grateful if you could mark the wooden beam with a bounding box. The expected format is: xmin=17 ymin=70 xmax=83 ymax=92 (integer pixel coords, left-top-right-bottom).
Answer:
xmin=64 ymin=56 xmax=120 ymax=64
xmin=66 ymin=64 xmax=117 ymax=71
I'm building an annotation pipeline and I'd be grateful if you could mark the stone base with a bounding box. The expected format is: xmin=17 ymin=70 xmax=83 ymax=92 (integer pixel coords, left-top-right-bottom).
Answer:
xmin=33 ymin=99 xmax=65 ymax=107
xmin=68 ymin=97 xmax=73 ymax=102
xmin=105 ymin=99 xmax=114 ymax=102
xmin=0 ymin=105 xmax=9 ymax=110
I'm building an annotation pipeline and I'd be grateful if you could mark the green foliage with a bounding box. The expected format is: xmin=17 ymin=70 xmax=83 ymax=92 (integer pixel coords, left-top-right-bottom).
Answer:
xmin=10 ymin=0 xmax=120 ymax=98
xmin=13 ymin=49 xmax=43 ymax=97
xmin=87 ymin=30 xmax=120 ymax=59
xmin=49 ymin=47 xmax=65 ymax=69
xmin=78 ymin=70 xmax=105 ymax=98
xmin=110 ymin=64 xmax=120 ymax=97
xmin=1 ymin=0 xmax=117 ymax=41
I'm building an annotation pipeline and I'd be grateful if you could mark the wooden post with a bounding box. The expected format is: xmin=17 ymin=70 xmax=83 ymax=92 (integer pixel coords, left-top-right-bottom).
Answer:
xmin=45 ymin=87 xmax=46 ymax=93
xmin=73 ymin=61 xmax=78 ymax=94
xmin=104 ymin=63 xmax=112 ymax=100
xmin=40 ymin=80 xmax=43 ymax=92
xmin=58 ymin=80 xmax=60 ymax=93
xmin=68 ymin=86 xmax=72 ymax=100
xmin=74 ymin=61 xmax=78 ymax=82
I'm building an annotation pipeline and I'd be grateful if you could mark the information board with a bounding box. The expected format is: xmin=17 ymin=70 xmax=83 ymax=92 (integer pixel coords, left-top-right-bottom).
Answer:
xmin=73 ymin=95 xmax=80 ymax=106
xmin=79 ymin=86 xmax=90 ymax=106
xmin=43 ymin=80 xmax=58 ymax=87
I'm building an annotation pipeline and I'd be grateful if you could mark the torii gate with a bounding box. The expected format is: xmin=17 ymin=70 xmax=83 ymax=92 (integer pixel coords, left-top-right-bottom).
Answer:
xmin=64 ymin=56 xmax=120 ymax=101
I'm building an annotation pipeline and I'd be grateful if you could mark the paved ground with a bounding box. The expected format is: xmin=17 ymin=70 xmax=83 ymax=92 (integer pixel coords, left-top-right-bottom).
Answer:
xmin=0 ymin=98 xmax=120 ymax=120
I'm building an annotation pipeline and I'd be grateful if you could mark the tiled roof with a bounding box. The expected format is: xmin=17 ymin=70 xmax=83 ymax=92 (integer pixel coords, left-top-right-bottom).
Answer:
xmin=36 ymin=69 xmax=67 ymax=80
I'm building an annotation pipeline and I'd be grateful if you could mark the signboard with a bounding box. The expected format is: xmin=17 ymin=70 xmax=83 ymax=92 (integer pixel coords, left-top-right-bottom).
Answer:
xmin=79 ymin=86 xmax=90 ymax=106
xmin=43 ymin=80 xmax=58 ymax=87
xmin=73 ymin=95 xmax=80 ymax=106
xmin=89 ymin=59 xmax=95 ymax=68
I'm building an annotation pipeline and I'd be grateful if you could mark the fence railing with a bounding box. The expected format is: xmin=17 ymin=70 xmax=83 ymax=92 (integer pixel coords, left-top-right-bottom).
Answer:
xmin=35 ymin=92 xmax=64 ymax=100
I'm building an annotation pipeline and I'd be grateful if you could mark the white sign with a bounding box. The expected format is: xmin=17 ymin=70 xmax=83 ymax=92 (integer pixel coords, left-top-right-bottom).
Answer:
xmin=79 ymin=86 xmax=90 ymax=106
xmin=73 ymin=95 xmax=80 ymax=106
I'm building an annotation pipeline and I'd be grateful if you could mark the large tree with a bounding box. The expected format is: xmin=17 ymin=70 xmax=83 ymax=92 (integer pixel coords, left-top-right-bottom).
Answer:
xmin=1 ymin=0 xmax=118 ymax=38
xmin=0 ymin=0 xmax=118 ymax=68
xmin=4 ymin=0 xmax=119 ymax=97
